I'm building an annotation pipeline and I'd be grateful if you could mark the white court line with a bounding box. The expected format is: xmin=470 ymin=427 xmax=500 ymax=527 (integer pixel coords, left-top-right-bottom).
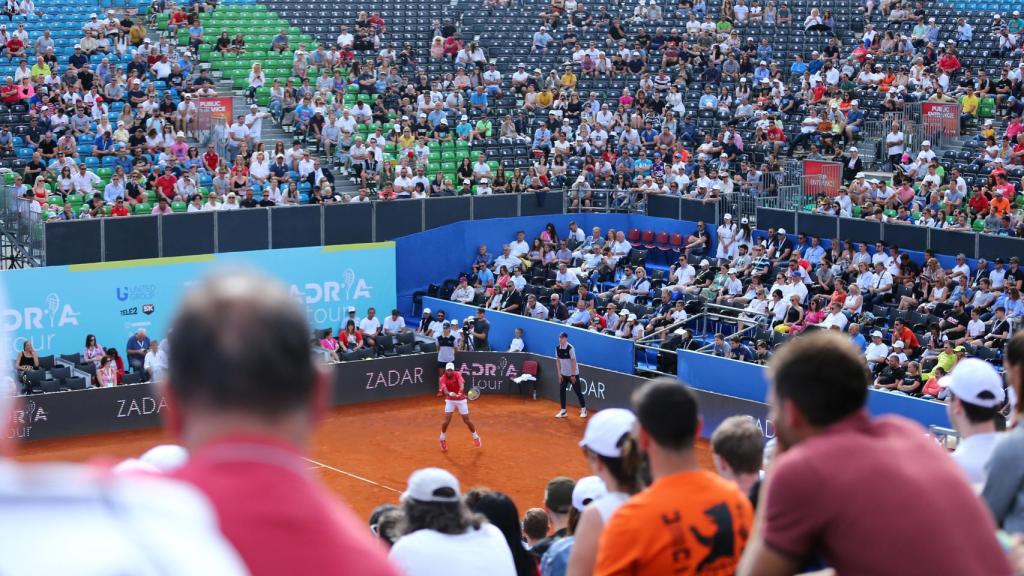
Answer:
xmin=303 ymin=457 xmax=402 ymax=494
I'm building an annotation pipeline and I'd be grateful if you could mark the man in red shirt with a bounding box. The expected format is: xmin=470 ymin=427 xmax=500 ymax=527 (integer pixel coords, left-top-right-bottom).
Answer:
xmin=202 ymin=145 xmax=220 ymax=173
xmin=968 ymin=188 xmax=989 ymax=216
xmin=110 ymin=197 xmax=130 ymax=216
xmin=890 ymin=317 xmax=919 ymax=353
xmin=153 ymin=166 xmax=177 ymax=201
xmin=437 ymin=362 xmax=481 ymax=452
xmin=738 ymin=332 xmax=1011 ymax=576
xmin=166 ymin=271 xmax=398 ymax=576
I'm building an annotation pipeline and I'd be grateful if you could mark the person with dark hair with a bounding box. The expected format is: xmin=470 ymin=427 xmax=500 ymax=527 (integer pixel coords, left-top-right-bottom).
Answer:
xmin=464 ymin=489 xmax=538 ymax=576
xmin=541 ymin=476 xmax=607 ymax=576
xmin=595 ymin=378 xmax=753 ymax=575
xmin=369 ymin=504 xmax=402 ymax=548
xmin=554 ymin=332 xmax=586 ymax=419
xmin=437 ymin=361 xmax=482 ymax=452
xmin=711 ymin=415 xmax=765 ymax=502
xmin=567 ymin=408 xmax=642 ymax=576
xmin=530 ymin=476 xmax=575 ymax=559
xmin=942 ymin=358 xmax=1005 ymax=488
xmin=984 ymin=332 xmax=1024 ymax=533
xmin=165 ymin=271 xmax=397 ymax=576
xmin=389 ymin=468 xmax=516 ymax=575
xmin=739 ymin=331 xmax=1011 ymax=576
xmin=522 ymin=508 xmax=551 ymax=551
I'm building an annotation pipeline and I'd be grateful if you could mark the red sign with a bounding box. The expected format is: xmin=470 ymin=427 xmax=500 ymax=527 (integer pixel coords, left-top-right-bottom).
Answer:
xmin=802 ymin=160 xmax=842 ymax=198
xmin=196 ymin=97 xmax=233 ymax=130
xmin=920 ymin=102 xmax=959 ymax=140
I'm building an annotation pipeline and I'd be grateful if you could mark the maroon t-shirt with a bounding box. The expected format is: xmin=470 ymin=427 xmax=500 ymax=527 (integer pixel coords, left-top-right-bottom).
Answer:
xmin=762 ymin=411 xmax=1011 ymax=576
xmin=173 ymin=435 xmax=398 ymax=576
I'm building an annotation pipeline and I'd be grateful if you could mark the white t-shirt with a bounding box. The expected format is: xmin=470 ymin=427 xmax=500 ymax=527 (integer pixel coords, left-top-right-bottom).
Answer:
xmin=389 ymin=523 xmax=516 ymax=576
xmin=359 ymin=316 xmax=381 ymax=334
xmin=509 ymin=240 xmax=530 ymax=258
xmin=383 ymin=316 xmax=406 ymax=333
xmin=885 ymin=131 xmax=905 ymax=156
xmin=0 ymin=461 xmax=247 ymax=575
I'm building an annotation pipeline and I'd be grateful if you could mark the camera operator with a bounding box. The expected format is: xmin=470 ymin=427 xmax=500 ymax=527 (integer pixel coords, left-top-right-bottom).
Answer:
xmin=471 ymin=307 xmax=490 ymax=351
xmin=457 ymin=318 xmax=473 ymax=351
xmin=436 ymin=320 xmax=457 ymax=377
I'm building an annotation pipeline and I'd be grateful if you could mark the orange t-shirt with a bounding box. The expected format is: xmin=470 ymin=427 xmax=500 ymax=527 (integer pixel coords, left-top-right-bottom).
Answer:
xmin=990 ymin=196 xmax=1010 ymax=217
xmin=595 ymin=469 xmax=753 ymax=576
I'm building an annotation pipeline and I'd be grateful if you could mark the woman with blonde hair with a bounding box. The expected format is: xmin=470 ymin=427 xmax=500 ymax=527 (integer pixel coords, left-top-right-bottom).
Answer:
xmin=246 ymin=62 xmax=265 ymax=105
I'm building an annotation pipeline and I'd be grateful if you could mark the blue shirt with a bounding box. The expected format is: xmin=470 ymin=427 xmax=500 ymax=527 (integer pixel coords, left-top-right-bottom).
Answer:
xmin=295 ymin=104 xmax=314 ymax=123
xmin=753 ymin=66 xmax=770 ymax=83
xmin=698 ymin=94 xmax=718 ymax=109
xmin=532 ymin=31 xmax=553 ymax=48
xmin=790 ymin=61 xmax=808 ymax=75
xmin=532 ymin=127 xmax=551 ymax=148
xmin=633 ymin=158 xmax=652 ymax=176
xmin=803 ymin=245 xmax=825 ymax=265
xmin=850 ymin=332 xmax=866 ymax=351
xmin=126 ymin=335 xmax=151 ymax=357
xmin=456 ymin=122 xmax=473 ymax=138
xmin=808 ymin=59 xmax=823 ymax=74
xmin=427 ymin=110 xmax=447 ymax=128
xmin=469 ymin=91 xmax=488 ymax=108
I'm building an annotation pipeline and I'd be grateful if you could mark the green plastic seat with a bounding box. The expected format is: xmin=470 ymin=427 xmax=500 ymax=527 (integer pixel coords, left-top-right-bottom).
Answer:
xmin=171 ymin=201 xmax=187 ymax=213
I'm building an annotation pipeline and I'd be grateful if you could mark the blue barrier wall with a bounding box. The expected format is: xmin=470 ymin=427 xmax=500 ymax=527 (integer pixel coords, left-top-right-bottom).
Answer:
xmin=423 ymin=296 xmax=636 ymax=375
xmin=1 ymin=243 xmax=397 ymax=358
xmin=677 ymin=350 xmax=950 ymax=430
xmin=397 ymin=214 xmax=716 ymax=318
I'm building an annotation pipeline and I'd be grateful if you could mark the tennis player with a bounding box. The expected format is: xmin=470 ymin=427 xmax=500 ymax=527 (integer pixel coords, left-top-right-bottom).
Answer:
xmin=438 ymin=362 xmax=482 ymax=452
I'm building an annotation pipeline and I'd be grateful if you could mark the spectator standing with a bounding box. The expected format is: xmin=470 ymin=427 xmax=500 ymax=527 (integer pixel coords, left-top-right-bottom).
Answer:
xmin=531 ymin=477 xmax=575 ymax=559
xmin=143 ymin=339 xmax=167 ymax=382
xmin=595 ymin=378 xmax=753 ymax=575
xmin=566 ymin=408 xmax=642 ymax=575
xmin=388 ymin=468 xmax=516 ymax=576
xmin=942 ymin=358 xmax=1005 ymax=489
xmin=471 ymin=307 xmax=490 ymax=351
xmin=166 ymin=271 xmax=397 ymax=576
xmin=738 ymin=332 xmax=1010 ymax=576
xmin=983 ymin=332 xmax=1024 ymax=533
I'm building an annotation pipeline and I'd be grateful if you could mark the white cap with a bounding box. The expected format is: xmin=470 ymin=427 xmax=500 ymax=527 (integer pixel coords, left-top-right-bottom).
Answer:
xmin=921 ymin=140 xmax=930 ymax=146
xmin=176 ymin=131 xmax=185 ymax=138
xmin=139 ymin=444 xmax=189 ymax=471
xmin=723 ymin=213 xmax=732 ymax=220
xmin=572 ymin=476 xmax=607 ymax=512
xmin=628 ymin=313 xmax=638 ymax=321
xmin=893 ymin=340 xmax=905 ymax=348
xmin=849 ymin=146 xmax=858 ymax=152
xmin=579 ymin=408 xmax=637 ymax=457
xmin=985 ymin=119 xmax=994 ymax=126
xmin=347 ymin=306 xmax=356 ymax=312
xmin=700 ymin=259 xmax=710 ymax=267
xmin=423 ymin=308 xmax=431 ymax=314
xmin=939 ymin=358 xmax=1006 ymax=409
xmin=777 ymin=228 xmax=786 ymax=235
xmin=871 ymin=330 xmax=883 ymax=338
xmin=728 ymin=268 xmax=738 ymax=274
xmin=402 ymin=467 xmax=461 ymax=503
xmin=445 ymin=362 xmax=455 ymax=370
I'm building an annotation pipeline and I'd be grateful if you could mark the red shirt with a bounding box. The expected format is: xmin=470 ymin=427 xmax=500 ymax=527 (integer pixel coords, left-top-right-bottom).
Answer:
xmin=968 ymin=192 xmax=989 ymax=215
xmin=111 ymin=204 xmax=130 ymax=217
xmin=892 ymin=325 xmax=919 ymax=350
xmin=6 ymin=37 xmax=23 ymax=53
xmin=172 ymin=435 xmax=398 ymax=576
xmin=762 ymin=411 xmax=1010 ymax=576
xmin=203 ymin=152 xmax=220 ymax=172
xmin=439 ymin=371 xmax=466 ymax=400
xmin=154 ymin=174 xmax=177 ymax=200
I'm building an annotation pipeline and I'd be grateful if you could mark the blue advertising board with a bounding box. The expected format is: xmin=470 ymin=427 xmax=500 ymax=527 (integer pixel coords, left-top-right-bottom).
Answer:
xmin=677 ymin=349 xmax=951 ymax=431
xmin=0 ymin=243 xmax=396 ymax=358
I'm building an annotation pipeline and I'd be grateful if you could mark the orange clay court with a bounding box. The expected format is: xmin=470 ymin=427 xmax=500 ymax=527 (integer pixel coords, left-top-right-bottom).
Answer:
xmin=16 ymin=395 xmax=712 ymax=520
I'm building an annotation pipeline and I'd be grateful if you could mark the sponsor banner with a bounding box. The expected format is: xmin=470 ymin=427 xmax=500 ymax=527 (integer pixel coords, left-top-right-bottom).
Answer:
xmin=333 ymin=352 xmax=437 ymax=404
xmin=802 ymin=160 xmax=842 ymax=198
xmin=7 ymin=384 xmax=164 ymax=441
xmin=13 ymin=352 xmax=772 ymax=442
xmin=1 ymin=243 xmax=396 ymax=359
xmin=920 ymin=102 xmax=959 ymax=140
xmin=196 ymin=96 xmax=233 ymax=129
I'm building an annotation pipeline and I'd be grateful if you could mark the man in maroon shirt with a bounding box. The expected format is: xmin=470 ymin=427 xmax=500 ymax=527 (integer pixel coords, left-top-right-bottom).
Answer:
xmin=165 ymin=271 xmax=398 ymax=576
xmin=738 ymin=331 xmax=1012 ymax=576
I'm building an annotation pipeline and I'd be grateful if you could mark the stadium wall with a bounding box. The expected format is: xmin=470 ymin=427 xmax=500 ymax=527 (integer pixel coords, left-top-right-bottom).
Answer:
xmin=10 ymin=352 xmax=772 ymax=442
xmin=0 ymin=243 xmax=397 ymax=359
xmin=677 ymin=350 xmax=950 ymax=431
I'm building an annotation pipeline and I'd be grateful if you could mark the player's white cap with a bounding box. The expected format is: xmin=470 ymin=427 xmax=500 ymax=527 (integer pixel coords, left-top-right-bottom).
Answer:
xmin=579 ymin=408 xmax=637 ymax=457
xmin=402 ymin=467 xmax=461 ymax=503
xmin=445 ymin=362 xmax=455 ymax=370
xmin=939 ymin=358 xmax=1006 ymax=408
xmin=572 ymin=475 xmax=608 ymax=511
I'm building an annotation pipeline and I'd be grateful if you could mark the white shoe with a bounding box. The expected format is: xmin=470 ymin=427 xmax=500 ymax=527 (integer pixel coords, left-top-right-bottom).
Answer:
xmin=580 ymin=408 xmax=588 ymax=418
xmin=555 ymin=410 xmax=567 ymax=418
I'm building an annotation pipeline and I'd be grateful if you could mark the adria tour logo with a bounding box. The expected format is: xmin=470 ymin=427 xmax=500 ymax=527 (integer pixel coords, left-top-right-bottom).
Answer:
xmin=457 ymin=356 xmax=520 ymax=393
xmin=7 ymin=398 xmax=48 ymax=439
xmin=2 ymin=293 xmax=81 ymax=354
xmin=290 ymin=269 xmax=374 ymax=326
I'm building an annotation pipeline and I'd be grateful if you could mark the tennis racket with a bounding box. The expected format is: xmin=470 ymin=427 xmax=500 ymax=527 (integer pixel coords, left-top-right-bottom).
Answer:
xmin=466 ymin=386 xmax=481 ymax=401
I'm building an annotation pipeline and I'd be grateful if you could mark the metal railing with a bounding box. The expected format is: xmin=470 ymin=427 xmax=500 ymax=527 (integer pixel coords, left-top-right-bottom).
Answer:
xmin=0 ymin=180 xmax=44 ymax=268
